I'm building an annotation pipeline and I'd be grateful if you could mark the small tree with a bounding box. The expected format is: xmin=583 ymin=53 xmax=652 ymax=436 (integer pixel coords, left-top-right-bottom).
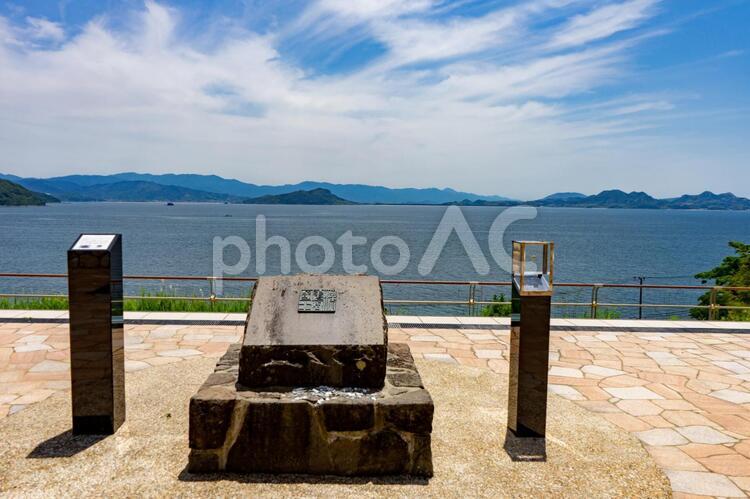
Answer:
xmin=482 ymin=294 xmax=511 ymax=317
xmin=691 ymin=241 xmax=750 ymax=321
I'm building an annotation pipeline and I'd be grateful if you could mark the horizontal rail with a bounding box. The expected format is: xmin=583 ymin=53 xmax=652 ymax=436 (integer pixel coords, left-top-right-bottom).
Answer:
xmin=596 ymin=303 xmax=702 ymax=309
xmin=0 ymin=273 xmax=67 ymax=279
xmin=382 ymin=279 xmax=511 ymax=286
xmin=0 ymin=273 xmax=259 ymax=282
xmin=0 ymin=293 xmax=250 ymax=302
xmin=383 ymin=299 xmax=475 ymax=305
xmin=3 ymin=272 xmax=750 ymax=319
xmin=123 ymin=295 xmax=250 ymax=302
xmin=2 ymin=273 xmax=750 ymax=291
xmin=125 ymin=275 xmax=258 ymax=282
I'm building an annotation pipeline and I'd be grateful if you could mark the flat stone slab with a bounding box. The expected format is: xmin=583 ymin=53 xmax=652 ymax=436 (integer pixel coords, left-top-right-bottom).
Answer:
xmin=240 ymin=275 xmax=387 ymax=388
xmin=190 ymin=342 xmax=433 ymax=476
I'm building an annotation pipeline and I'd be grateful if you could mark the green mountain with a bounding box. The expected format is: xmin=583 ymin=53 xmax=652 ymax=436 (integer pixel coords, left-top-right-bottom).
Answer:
xmin=666 ymin=191 xmax=750 ymax=210
xmin=0 ymin=179 xmax=58 ymax=206
xmin=0 ymin=172 xmax=511 ymax=204
xmin=438 ymin=199 xmax=518 ymax=207
xmin=242 ymin=188 xmax=356 ymax=205
xmin=70 ymin=181 xmax=236 ymax=202
xmin=541 ymin=192 xmax=586 ymax=201
xmin=538 ymin=190 xmax=663 ymax=209
xmin=0 ymin=173 xmax=89 ymax=198
xmin=538 ymin=190 xmax=750 ymax=210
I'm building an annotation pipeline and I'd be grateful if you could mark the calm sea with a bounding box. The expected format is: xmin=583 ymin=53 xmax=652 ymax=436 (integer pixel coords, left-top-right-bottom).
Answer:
xmin=1 ymin=202 xmax=749 ymax=317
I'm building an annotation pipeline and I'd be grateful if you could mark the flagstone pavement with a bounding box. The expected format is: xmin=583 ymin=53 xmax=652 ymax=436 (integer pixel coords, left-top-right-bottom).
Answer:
xmin=1 ymin=319 xmax=750 ymax=498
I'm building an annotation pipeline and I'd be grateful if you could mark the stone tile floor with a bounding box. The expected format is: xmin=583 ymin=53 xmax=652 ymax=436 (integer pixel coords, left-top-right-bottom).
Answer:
xmin=1 ymin=320 xmax=750 ymax=498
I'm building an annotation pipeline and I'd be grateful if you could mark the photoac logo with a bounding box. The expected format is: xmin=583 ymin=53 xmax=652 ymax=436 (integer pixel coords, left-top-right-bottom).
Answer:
xmin=212 ymin=206 xmax=538 ymax=295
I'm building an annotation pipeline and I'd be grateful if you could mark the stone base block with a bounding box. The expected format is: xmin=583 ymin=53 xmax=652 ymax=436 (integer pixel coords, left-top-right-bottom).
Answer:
xmin=239 ymin=344 xmax=387 ymax=389
xmin=189 ymin=343 xmax=433 ymax=477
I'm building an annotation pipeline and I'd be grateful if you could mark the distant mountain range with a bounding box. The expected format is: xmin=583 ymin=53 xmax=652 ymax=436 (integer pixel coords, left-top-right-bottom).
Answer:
xmin=0 ymin=179 xmax=58 ymax=206
xmin=0 ymin=172 xmax=511 ymax=204
xmin=449 ymin=189 xmax=750 ymax=210
xmin=70 ymin=180 xmax=235 ymax=202
xmin=1 ymin=172 xmax=748 ymax=210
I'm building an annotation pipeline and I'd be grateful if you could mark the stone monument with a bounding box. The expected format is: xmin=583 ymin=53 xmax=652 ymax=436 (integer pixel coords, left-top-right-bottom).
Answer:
xmin=188 ymin=274 xmax=434 ymax=476
xmin=240 ymin=276 xmax=387 ymax=388
xmin=67 ymin=234 xmax=125 ymax=435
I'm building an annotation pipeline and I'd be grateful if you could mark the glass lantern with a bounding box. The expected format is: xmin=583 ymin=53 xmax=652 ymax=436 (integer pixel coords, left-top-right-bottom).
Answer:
xmin=512 ymin=241 xmax=554 ymax=296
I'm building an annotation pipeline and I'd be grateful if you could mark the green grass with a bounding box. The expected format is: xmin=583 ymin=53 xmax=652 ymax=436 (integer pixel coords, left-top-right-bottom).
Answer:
xmin=4 ymin=294 xmax=745 ymax=320
xmin=124 ymin=294 xmax=249 ymax=313
xmin=0 ymin=292 xmax=250 ymax=313
xmin=0 ymin=296 xmax=69 ymax=310
xmin=561 ymin=308 xmax=622 ymax=319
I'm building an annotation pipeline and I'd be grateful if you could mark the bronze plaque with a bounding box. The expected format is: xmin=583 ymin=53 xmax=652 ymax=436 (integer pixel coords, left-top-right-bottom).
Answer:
xmin=298 ymin=289 xmax=337 ymax=313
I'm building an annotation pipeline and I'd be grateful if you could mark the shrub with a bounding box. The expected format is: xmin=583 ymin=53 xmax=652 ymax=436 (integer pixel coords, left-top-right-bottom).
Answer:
xmin=482 ymin=294 xmax=511 ymax=317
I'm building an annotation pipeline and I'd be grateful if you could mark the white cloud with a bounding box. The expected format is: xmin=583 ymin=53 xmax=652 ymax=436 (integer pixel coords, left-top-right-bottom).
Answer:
xmin=548 ymin=0 xmax=659 ymax=49
xmin=25 ymin=17 xmax=65 ymax=42
xmin=611 ymin=100 xmax=673 ymax=115
xmin=0 ymin=15 xmax=66 ymax=47
xmin=314 ymin=0 xmax=435 ymax=19
xmin=139 ymin=1 xmax=176 ymax=51
xmin=371 ymin=10 xmax=519 ymax=67
xmin=718 ymin=49 xmax=744 ymax=59
xmin=431 ymin=45 xmax=625 ymax=103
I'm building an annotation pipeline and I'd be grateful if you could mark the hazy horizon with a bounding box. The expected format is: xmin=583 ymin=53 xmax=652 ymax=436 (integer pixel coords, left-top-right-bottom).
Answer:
xmin=5 ymin=169 xmax=750 ymax=201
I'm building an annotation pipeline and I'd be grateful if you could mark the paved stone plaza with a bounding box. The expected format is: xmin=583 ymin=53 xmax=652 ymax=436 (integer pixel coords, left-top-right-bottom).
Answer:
xmin=1 ymin=313 xmax=749 ymax=497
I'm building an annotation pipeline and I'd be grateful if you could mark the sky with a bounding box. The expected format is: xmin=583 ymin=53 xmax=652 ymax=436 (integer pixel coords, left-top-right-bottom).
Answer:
xmin=0 ymin=0 xmax=748 ymax=199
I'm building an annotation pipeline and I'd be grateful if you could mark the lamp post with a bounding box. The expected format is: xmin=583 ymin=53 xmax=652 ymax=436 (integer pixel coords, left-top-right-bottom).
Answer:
xmin=67 ymin=234 xmax=125 ymax=435
xmin=507 ymin=241 xmax=554 ymax=439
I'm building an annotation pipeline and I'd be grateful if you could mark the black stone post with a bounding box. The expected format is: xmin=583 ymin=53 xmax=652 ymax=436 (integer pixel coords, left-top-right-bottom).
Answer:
xmin=507 ymin=283 xmax=552 ymax=438
xmin=67 ymin=234 xmax=125 ymax=435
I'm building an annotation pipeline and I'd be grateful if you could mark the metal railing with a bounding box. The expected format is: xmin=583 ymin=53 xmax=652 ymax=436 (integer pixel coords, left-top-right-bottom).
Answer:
xmin=1 ymin=272 xmax=750 ymax=320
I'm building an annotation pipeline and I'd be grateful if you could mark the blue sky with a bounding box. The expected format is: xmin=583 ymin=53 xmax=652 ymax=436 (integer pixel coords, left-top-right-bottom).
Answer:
xmin=0 ymin=0 xmax=748 ymax=198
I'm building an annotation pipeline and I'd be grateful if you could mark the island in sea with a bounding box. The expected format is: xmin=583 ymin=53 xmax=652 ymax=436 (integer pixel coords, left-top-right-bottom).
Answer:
xmin=447 ymin=189 xmax=750 ymax=211
xmin=242 ymin=188 xmax=355 ymax=205
xmin=0 ymin=179 xmax=58 ymax=206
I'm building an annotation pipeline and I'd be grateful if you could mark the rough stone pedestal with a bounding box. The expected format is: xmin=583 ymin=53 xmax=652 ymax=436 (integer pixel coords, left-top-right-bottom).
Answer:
xmin=240 ymin=275 xmax=387 ymax=388
xmin=188 ymin=343 xmax=433 ymax=476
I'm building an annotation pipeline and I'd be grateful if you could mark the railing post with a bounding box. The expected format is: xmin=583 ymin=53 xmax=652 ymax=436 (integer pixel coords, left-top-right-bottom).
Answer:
xmin=591 ymin=285 xmax=600 ymax=319
xmin=634 ymin=276 xmax=645 ymax=320
xmin=708 ymin=287 xmax=718 ymax=321
xmin=468 ymin=281 xmax=477 ymax=316
xmin=209 ymin=277 xmax=217 ymax=312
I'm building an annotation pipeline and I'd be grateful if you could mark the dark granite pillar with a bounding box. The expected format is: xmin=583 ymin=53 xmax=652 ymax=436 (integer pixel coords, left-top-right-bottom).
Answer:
xmin=507 ymin=283 xmax=551 ymax=438
xmin=67 ymin=234 xmax=125 ymax=435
